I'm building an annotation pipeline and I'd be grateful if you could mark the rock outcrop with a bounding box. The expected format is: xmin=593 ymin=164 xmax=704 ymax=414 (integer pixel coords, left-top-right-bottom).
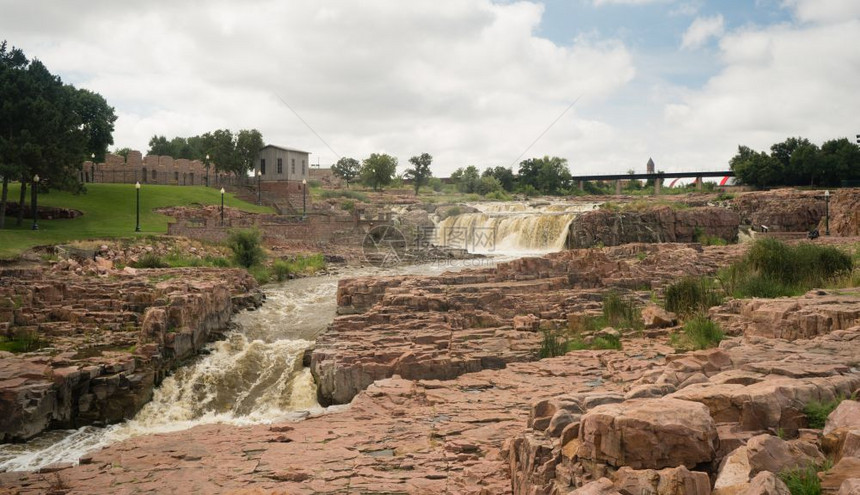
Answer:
xmin=314 ymin=243 xmax=745 ymax=405
xmin=826 ymin=188 xmax=860 ymax=236
xmin=0 ymin=267 xmax=261 ymax=442
xmin=567 ymin=206 xmax=739 ymax=248
xmin=731 ymin=189 xmax=825 ymax=232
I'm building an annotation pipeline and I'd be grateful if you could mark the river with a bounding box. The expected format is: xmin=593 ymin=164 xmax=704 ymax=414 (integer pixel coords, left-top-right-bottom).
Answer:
xmin=0 ymin=200 xmax=595 ymax=472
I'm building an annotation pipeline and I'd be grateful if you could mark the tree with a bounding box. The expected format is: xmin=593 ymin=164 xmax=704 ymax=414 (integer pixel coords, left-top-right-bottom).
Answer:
xmin=235 ymin=129 xmax=264 ymax=175
xmin=518 ymin=156 xmax=571 ymax=195
xmin=476 ymin=175 xmax=503 ymax=195
xmin=332 ymin=157 xmax=361 ymax=187
xmin=452 ymin=165 xmax=480 ymax=193
xmin=148 ymin=135 xmax=173 ymax=156
xmin=360 ymin=153 xmax=397 ymax=191
xmin=819 ymin=138 xmax=860 ymax=186
xmin=770 ymin=137 xmax=812 ymax=186
xmin=730 ymin=145 xmax=783 ymax=189
xmin=404 ymin=153 xmax=433 ymax=195
xmin=482 ymin=166 xmax=515 ymax=192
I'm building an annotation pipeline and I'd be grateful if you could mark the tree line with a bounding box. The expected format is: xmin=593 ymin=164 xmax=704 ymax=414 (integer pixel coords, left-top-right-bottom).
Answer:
xmin=730 ymin=136 xmax=860 ymax=188
xmin=0 ymin=41 xmax=117 ymax=229
xmin=143 ymin=129 xmax=264 ymax=177
xmin=332 ymin=154 xmax=578 ymax=197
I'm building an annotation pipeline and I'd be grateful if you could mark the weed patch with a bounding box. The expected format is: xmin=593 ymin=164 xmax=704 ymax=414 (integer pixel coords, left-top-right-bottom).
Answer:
xmin=670 ymin=315 xmax=724 ymax=351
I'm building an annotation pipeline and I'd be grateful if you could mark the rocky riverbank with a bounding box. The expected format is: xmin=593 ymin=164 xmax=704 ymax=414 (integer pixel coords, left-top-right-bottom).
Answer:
xmin=2 ymin=238 xmax=859 ymax=493
xmin=0 ymin=266 xmax=262 ymax=442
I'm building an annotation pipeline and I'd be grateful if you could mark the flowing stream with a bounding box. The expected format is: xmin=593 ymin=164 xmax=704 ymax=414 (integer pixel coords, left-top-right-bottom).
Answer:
xmin=0 ymin=262 xmax=495 ymax=472
xmin=0 ymin=200 xmax=594 ymax=472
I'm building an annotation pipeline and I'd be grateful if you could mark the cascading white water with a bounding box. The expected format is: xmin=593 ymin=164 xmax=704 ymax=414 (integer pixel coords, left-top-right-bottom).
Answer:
xmin=434 ymin=201 xmax=598 ymax=255
xmin=0 ymin=261 xmax=493 ymax=472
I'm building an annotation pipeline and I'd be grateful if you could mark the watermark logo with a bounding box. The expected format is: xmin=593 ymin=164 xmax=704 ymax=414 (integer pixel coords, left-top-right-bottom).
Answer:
xmin=362 ymin=225 xmax=407 ymax=267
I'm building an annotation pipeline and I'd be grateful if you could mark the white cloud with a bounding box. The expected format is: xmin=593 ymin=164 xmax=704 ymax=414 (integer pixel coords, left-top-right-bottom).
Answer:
xmin=783 ymin=0 xmax=860 ymax=23
xmin=593 ymin=0 xmax=672 ymax=6
xmin=681 ymin=15 xmax=725 ymax=50
xmin=0 ymin=0 xmax=636 ymax=174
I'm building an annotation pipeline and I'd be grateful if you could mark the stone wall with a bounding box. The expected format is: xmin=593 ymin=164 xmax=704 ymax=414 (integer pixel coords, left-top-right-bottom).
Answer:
xmin=83 ymin=150 xmax=233 ymax=186
xmin=567 ymin=206 xmax=739 ymax=248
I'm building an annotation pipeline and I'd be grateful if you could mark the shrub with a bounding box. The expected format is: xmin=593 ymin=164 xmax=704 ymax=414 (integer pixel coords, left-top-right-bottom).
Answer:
xmin=341 ymin=200 xmax=355 ymax=212
xmin=320 ymin=190 xmax=369 ymax=202
xmin=0 ymin=330 xmax=43 ymax=353
xmin=779 ymin=461 xmax=831 ymax=495
xmin=671 ymin=315 xmax=724 ymax=351
xmin=271 ymin=259 xmax=291 ymax=282
xmin=247 ymin=265 xmax=271 ymax=285
xmin=228 ymin=230 xmax=265 ymax=268
xmin=539 ymin=330 xmax=567 ymax=358
xmin=602 ymin=291 xmax=642 ymax=330
xmin=484 ymin=190 xmax=513 ymax=201
xmin=803 ymin=396 xmax=846 ymax=429
xmin=664 ymin=277 xmax=724 ymax=316
xmin=133 ymin=252 xmax=168 ymax=268
xmin=308 ymin=179 xmax=322 ymax=188
xmin=428 ymin=177 xmax=444 ymax=192
xmin=723 ymin=239 xmax=854 ymax=298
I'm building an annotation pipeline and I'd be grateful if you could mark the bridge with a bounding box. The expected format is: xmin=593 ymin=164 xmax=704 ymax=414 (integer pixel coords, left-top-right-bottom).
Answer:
xmin=570 ymin=170 xmax=735 ymax=194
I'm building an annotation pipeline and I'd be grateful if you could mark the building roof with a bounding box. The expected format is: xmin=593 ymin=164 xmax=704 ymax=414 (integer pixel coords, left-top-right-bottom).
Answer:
xmin=261 ymin=144 xmax=311 ymax=155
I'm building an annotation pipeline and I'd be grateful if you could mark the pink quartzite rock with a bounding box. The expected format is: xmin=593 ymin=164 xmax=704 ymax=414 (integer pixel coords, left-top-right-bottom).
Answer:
xmin=612 ymin=466 xmax=711 ymax=495
xmin=578 ymin=398 xmax=718 ymax=470
xmin=745 ymin=471 xmax=791 ymax=495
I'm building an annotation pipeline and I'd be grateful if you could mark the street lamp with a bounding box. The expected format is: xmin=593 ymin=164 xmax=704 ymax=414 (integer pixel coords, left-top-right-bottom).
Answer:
xmin=302 ymin=178 xmax=307 ymax=217
xmin=90 ymin=153 xmax=95 ymax=183
xmin=205 ymin=154 xmax=210 ymax=187
xmin=824 ymin=190 xmax=830 ymax=236
xmin=135 ymin=182 xmax=141 ymax=232
xmin=31 ymin=174 xmax=40 ymax=230
xmin=220 ymin=187 xmax=225 ymax=226
xmin=256 ymin=170 xmax=262 ymax=205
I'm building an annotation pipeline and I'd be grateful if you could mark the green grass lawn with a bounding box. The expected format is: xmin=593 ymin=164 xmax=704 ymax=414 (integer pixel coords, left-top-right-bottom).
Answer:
xmin=0 ymin=183 xmax=272 ymax=259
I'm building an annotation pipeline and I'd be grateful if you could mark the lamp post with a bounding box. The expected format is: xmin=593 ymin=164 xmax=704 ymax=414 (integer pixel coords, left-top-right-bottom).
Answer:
xmin=31 ymin=174 xmax=40 ymax=230
xmin=302 ymin=178 xmax=307 ymax=217
xmin=256 ymin=170 xmax=262 ymax=205
xmin=135 ymin=182 xmax=141 ymax=232
xmin=824 ymin=190 xmax=830 ymax=236
xmin=220 ymin=187 xmax=225 ymax=226
xmin=205 ymin=154 xmax=210 ymax=187
xmin=90 ymin=153 xmax=95 ymax=183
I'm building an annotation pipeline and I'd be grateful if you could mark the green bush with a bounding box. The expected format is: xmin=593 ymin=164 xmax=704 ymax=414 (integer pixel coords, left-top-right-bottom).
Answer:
xmin=484 ymin=190 xmax=513 ymax=201
xmin=0 ymin=330 xmax=43 ymax=353
xmin=228 ymin=230 xmax=265 ymax=269
xmin=428 ymin=177 xmax=444 ymax=192
xmin=133 ymin=252 xmax=168 ymax=268
xmin=803 ymin=396 xmax=846 ymax=429
xmin=341 ymin=200 xmax=355 ymax=212
xmin=602 ymin=291 xmax=642 ymax=330
xmin=664 ymin=277 xmax=724 ymax=316
xmin=779 ymin=461 xmax=831 ymax=495
xmin=539 ymin=330 xmax=567 ymax=358
xmin=671 ymin=315 xmax=724 ymax=351
xmin=722 ymin=239 xmax=854 ymax=298
xmin=308 ymin=179 xmax=322 ymax=188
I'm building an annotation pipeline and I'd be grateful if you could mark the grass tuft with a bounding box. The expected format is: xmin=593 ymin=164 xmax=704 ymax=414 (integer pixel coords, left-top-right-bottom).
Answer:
xmin=664 ymin=277 xmax=724 ymax=317
xmin=670 ymin=315 xmax=724 ymax=351
xmin=803 ymin=396 xmax=846 ymax=429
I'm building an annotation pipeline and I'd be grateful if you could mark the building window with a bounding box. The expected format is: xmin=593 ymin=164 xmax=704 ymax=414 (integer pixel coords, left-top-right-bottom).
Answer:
xmin=260 ymin=158 xmax=266 ymax=175
xmin=291 ymin=159 xmax=295 ymax=175
xmin=189 ymin=173 xmax=194 ymax=185
xmin=277 ymin=158 xmax=283 ymax=174
xmin=175 ymin=171 xmax=179 ymax=183
xmin=302 ymin=159 xmax=306 ymax=175
xmin=142 ymin=167 xmax=147 ymax=183
xmin=152 ymin=169 xmax=157 ymax=182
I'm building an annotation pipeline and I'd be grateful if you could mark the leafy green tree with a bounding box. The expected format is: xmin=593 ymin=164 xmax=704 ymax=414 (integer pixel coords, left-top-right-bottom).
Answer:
xmin=819 ymin=138 xmax=860 ymax=186
xmin=730 ymin=146 xmax=783 ymax=188
xmin=360 ymin=153 xmax=397 ymax=191
xmin=404 ymin=152 xmax=433 ymax=195
xmin=452 ymin=165 xmax=481 ymax=193
xmin=0 ymin=41 xmax=28 ymax=228
xmin=147 ymin=135 xmax=173 ymax=156
xmin=482 ymin=166 xmax=516 ymax=192
xmin=476 ymin=175 xmax=503 ymax=195
xmin=518 ymin=156 xmax=571 ymax=195
xmin=332 ymin=157 xmax=361 ymax=187
xmin=235 ymin=129 xmax=264 ymax=175
xmin=770 ymin=137 xmax=811 ymax=185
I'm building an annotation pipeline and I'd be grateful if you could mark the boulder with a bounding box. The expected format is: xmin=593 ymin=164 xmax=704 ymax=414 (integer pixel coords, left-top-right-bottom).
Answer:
xmin=746 ymin=434 xmax=824 ymax=476
xmin=642 ymin=305 xmax=677 ymax=329
xmin=820 ymin=457 xmax=860 ymax=494
xmin=612 ymin=466 xmax=711 ymax=495
xmin=514 ymin=314 xmax=541 ymax=332
xmin=745 ymin=471 xmax=791 ymax=495
xmin=578 ymin=398 xmax=718 ymax=469
xmin=837 ymin=478 xmax=860 ymax=495
xmin=713 ymin=446 xmax=751 ymax=493
xmin=571 ymin=478 xmax=621 ymax=495
xmin=824 ymin=400 xmax=860 ymax=435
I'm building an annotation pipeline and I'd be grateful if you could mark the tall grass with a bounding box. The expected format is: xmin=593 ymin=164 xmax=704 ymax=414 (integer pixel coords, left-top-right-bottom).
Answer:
xmin=320 ymin=190 xmax=368 ymax=202
xmin=719 ymin=238 xmax=854 ymax=298
xmin=803 ymin=396 xmax=847 ymax=429
xmin=670 ymin=315 xmax=724 ymax=351
xmin=779 ymin=460 xmax=832 ymax=495
xmin=271 ymin=254 xmax=326 ymax=281
xmin=601 ymin=291 xmax=642 ymax=330
xmin=664 ymin=277 xmax=724 ymax=316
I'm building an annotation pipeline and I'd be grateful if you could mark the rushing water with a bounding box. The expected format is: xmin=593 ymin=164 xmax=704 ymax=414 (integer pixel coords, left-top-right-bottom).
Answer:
xmin=0 ymin=201 xmax=593 ymax=472
xmin=434 ymin=201 xmax=598 ymax=254
xmin=0 ymin=261 xmax=500 ymax=472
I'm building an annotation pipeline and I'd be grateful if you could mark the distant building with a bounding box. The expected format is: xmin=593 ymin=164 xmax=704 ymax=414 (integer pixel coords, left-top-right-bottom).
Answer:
xmin=255 ymin=145 xmax=310 ymax=182
xmin=646 ymin=157 xmax=655 ymax=174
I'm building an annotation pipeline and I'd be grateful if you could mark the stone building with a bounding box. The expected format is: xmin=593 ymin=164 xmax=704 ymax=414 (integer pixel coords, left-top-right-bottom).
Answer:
xmin=254 ymin=145 xmax=310 ymax=183
xmin=84 ymin=150 xmax=223 ymax=186
xmin=646 ymin=157 xmax=655 ymax=174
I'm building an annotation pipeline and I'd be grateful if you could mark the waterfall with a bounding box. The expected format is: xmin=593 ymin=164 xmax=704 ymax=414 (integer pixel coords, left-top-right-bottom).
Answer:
xmin=434 ymin=202 xmax=598 ymax=254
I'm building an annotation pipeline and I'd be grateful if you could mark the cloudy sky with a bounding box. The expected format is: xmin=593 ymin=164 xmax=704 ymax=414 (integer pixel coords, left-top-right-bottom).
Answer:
xmin=2 ymin=0 xmax=859 ymax=176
